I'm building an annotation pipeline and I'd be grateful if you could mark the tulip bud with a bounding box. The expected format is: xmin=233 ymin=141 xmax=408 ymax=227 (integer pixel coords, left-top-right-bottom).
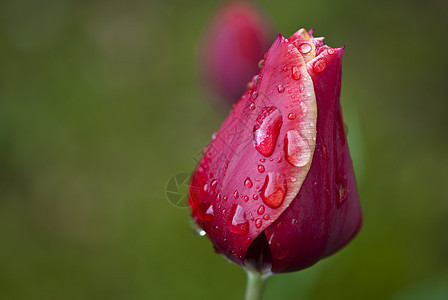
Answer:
xmin=199 ymin=1 xmax=273 ymax=108
xmin=190 ymin=28 xmax=362 ymax=274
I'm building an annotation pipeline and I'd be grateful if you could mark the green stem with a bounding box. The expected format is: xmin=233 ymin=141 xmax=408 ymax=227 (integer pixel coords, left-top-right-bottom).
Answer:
xmin=244 ymin=270 xmax=269 ymax=300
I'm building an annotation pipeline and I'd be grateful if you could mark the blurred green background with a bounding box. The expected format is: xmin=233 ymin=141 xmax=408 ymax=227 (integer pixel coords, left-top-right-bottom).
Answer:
xmin=1 ymin=0 xmax=447 ymax=299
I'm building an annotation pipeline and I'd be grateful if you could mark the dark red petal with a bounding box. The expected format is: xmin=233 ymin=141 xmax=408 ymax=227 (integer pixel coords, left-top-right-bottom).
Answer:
xmin=190 ymin=34 xmax=318 ymax=266
xmin=264 ymin=45 xmax=363 ymax=273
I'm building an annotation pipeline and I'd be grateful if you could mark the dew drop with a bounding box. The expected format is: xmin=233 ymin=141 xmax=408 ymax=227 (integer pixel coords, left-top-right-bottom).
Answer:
xmin=253 ymin=106 xmax=283 ymax=157
xmin=258 ymin=59 xmax=264 ymax=69
xmin=255 ymin=218 xmax=262 ymax=229
xmin=252 ymin=90 xmax=259 ymax=99
xmin=234 ymin=190 xmax=239 ymax=199
xmin=249 ymin=102 xmax=255 ymax=110
xmin=260 ymin=158 xmax=266 ymax=163
xmin=283 ymin=67 xmax=288 ymax=72
xmin=292 ymin=66 xmax=301 ymax=80
xmin=210 ymin=179 xmax=218 ymax=191
xmin=288 ymin=113 xmax=296 ymax=120
xmin=216 ymin=193 xmax=221 ymax=202
xmin=197 ymin=201 xmax=214 ymax=221
xmin=190 ymin=218 xmax=206 ymax=236
xmin=211 ymin=132 xmax=217 ymax=140
xmin=277 ymin=84 xmax=285 ymax=93
xmin=313 ymin=59 xmax=326 ymax=73
xmin=244 ymin=195 xmax=249 ymax=202
xmin=263 ymin=214 xmax=270 ymax=220
xmin=257 ymin=205 xmax=265 ymax=215
xmin=223 ymin=196 xmax=228 ymax=202
xmin=252 ymin=75 xmax=260 ymax=84
xmin=244 ymin=177 xmax=253 ymax=188
xmin=284 ymin=130 xmax=311 ymax=167
xmin=259 ymin=173 xmax=287 ymax=209
xmin=336 ymin=176 xmax=348 ymax=207
xmin=227 ymin=204 xmax=249 ymax=236
xmin=328 ymin=48 xmax=336 ymax=55
xmin=298 ymin=42 xmax=312 ymax=54
xmin=257 ymin=164 xmax=265 ymax=173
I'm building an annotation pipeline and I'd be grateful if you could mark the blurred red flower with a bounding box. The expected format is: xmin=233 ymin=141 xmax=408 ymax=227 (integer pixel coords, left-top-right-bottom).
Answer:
xmin=199 ymin=2 xmax=273 ymax=107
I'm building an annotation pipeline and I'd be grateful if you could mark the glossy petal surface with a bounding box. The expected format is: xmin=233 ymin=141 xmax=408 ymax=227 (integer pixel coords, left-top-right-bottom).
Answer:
xmin=190 ymin=34 xmax=317 ymax=265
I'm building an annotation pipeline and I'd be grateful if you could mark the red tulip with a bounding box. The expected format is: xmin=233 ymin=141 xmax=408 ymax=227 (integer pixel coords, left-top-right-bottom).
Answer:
xmin=189 ymin=28 xmax=362 ymax=274
xmin=199 ymin=1 xmax=273 ymax=107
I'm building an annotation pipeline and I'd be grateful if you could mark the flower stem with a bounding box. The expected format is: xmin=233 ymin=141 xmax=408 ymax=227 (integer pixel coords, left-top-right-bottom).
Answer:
xmin=245 ymin=270 xmax=269 ymax=300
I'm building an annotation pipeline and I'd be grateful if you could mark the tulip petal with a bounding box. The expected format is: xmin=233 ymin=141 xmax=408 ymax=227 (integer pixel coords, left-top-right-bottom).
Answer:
xmin=190 ymin=34 xmax=318 ymax=266
xmin=264 ymin=44 xmax=363 ymax=273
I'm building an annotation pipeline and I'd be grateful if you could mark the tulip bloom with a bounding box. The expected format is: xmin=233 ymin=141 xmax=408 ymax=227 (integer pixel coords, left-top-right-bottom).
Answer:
xmin=190 ymin=28 xmax=362 ymax=274
xmin=199 ymin=1 xmax=272 ymax=106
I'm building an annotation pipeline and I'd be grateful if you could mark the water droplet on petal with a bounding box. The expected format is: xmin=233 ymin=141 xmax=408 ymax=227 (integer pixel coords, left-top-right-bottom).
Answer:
xmin=244 ymin=177 xmax=253 ymax=188
xmin=252 ymin=75 xmax=260 ymax=84
xmin=292 ymin=66 xmax=301 ymax=80
xmin=227 ymin=204 xmax=249 ymax=236
xmin=252 ymin=90 xmax=259 ymax=99
xmin=211 ymin=132 xmax=217 ymax=140
xmin=244 ymin=195 xmax=249 ymax=202
xmin=255 ymin=218 xmax=262 ymax=229
xmin=257 ymin=205 xmax=265 ymax=215
xmin=328 ymin=48 xmax=336 ymax=55
xmin=263 ymin=214 xmax=270 ymax=220
xmin=260 ymin=158 xmax=266 ymax=163
xmin=336 ymin=175 xmax=348 ymax=207
xmin=253 ymin=106 xmax=283 ymax=157
xmin=283 ymin=67 xmax=288 ymax=72
xmin=197 ymin=201 xmax=214 ymax=221
xmin=249 ymin=102 xmax=255 ymax=110
xmin=210 ymin=179 xmax=218 ymax=191
xmin=277 ymin=84 xmax=285 ymax=93
xmin=288 ymin=113 xmax=296 ymax=120
xmin=234 ymin=190 xmax=239 ymax=199
xmin=284 ymin=130 xmax=312 ymax=167
xmin=258 ymin=59 xmax=264 ymax=69
xmin=259 ymin=173 xmax=287 ymax=209
xmin=298 ymin=42 xmax=312 ymax=54
xmin=257 ymin=165 xmax=265 ymax=173
xmin=313 ymin=59 xmax=326 ymax=73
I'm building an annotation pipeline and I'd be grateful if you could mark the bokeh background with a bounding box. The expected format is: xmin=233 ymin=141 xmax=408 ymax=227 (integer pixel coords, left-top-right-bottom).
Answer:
xmin=1 ymin=0 xmax=447 ymax=299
